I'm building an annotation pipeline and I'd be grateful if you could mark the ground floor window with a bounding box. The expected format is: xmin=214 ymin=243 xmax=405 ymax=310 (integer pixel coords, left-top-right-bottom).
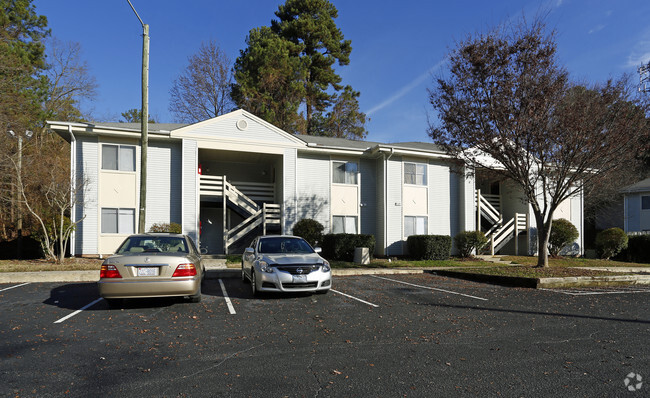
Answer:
xmin=642 ymin=196 xmax=650 ymax=210
xmin=404 ymin=216 xmax=427 ymax=238
xmin=332 ymin=215 xmax=358 ymax=234
xmin=101 ymin=208 xmax=135 ymax=234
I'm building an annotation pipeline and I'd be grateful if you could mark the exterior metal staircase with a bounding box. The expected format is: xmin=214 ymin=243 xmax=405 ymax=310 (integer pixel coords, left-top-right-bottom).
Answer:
xmin=199 ymin=175 xmax=281 ymax=254
xmin=476 ymin=189 xmax=528 ymax=255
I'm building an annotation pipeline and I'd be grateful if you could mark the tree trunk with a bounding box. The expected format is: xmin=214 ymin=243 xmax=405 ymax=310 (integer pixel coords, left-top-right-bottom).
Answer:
xmin=535 ymin=214 xmax=553 ymax=268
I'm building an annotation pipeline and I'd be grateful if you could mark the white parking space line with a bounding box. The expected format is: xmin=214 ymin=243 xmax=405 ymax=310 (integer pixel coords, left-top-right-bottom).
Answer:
xmin=219 ymin=279 xmax=236 ymax=314
xmin=539 ymin=287 xmax=650 ymax=296
xmin=0 ymin=282 xmax=30 ymax=292
xmin=331 ymin=289 xmax=379 ymax=307
xmin=53 ymin=297 xmax=104 ymax=324
xmin=371 ymin=275 xmax=488 ymax=301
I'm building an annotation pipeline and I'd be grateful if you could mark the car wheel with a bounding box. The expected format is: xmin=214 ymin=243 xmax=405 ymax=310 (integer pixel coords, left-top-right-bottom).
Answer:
xmin=251 ymin=270 xmax=259 ymax=297
xmin=241 ymin=264 xmax=248 ymax=283
xmin=189 ymin=290 xmax=202 ymax=303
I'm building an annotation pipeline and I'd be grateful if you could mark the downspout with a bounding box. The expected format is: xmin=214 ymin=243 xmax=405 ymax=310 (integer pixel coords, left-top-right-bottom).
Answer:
xmin=384 ymin=148 xmax=394 ymax=256
xmin=68 ymin=125 xmax=76 ymax=257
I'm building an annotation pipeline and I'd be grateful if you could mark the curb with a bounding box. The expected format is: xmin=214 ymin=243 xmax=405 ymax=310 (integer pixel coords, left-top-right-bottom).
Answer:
xmin=1 ymin=268 xmax=649 ymax=288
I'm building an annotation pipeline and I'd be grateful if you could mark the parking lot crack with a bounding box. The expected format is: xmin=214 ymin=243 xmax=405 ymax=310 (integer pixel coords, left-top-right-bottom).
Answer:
xmin=308 ymin=350 xmax=323 ymax=398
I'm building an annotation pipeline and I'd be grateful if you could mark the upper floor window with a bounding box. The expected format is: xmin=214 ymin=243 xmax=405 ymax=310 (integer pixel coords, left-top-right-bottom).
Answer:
xmin=332 ymin=161 xmax=358 ymax=184
xmin=404 ymin=162 xmax=427 ymax=185
xmin=102 ymin=144 xmax=135 ymax=171
xmin=642 ymin=196 xmax=650 ymax=210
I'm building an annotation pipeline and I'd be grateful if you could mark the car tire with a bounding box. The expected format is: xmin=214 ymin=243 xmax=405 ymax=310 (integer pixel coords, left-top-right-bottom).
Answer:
xmin=189 ymin=290 xmax=202 ymax=303
xmin=241 ymin=265 xmax=248 ymax=283
xmin=251 ymin=270 xmax=260 ymax=297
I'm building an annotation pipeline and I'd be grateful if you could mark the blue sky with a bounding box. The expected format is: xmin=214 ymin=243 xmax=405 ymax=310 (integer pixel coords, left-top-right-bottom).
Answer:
xmin=34 ymin=0 xmax=650 ymax=144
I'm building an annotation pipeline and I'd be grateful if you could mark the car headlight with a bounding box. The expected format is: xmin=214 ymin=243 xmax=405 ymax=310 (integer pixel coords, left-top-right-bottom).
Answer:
xmin=321 ymin=260 xmax=330 ymax=273
xmin=258 ymin=260 xmax=274 ymax=273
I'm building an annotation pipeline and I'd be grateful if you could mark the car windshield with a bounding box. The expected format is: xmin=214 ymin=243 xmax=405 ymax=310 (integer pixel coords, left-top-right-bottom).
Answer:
xmin=258 ymin=237 xmax=314 ymax=254
xmin=116 ymin=236 xmax=189 ymax=254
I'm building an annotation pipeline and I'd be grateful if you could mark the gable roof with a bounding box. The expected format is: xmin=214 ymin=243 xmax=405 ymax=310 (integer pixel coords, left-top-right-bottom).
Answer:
xmin=620 ymin=177 xmax=650 ymax=193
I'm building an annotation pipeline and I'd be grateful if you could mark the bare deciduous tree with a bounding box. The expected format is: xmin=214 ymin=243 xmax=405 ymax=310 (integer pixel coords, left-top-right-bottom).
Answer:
xmin=44 ymin=37 xmax=97 ymax=122
xmin=6 ymin=142 xmax=88 ymax=263
xmin=169 ymin=40 xmax=234 ymax=123
xmin=428 ymin=19 xmax=650 ymax=267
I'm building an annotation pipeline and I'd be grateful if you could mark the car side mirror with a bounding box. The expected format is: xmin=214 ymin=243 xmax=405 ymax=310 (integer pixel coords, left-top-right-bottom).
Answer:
xmin=244 ymin=247 xmax=255 ymax=254
xmin=314 ymin=247 xmax=322 ymax=253
xmin=200 ymin=247 xmax=208 ymax=255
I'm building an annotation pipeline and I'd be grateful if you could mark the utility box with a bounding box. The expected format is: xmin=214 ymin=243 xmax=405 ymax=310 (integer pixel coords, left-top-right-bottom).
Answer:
xmin=354 ymin=247 xmax=370 ymax=265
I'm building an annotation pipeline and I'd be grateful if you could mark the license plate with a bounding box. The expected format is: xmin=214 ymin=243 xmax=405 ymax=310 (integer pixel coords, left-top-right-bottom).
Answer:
xmin=292 ymin=275 xmax=308 ymax=283
xmin=137 ymin=267 xmax=158 ymax=276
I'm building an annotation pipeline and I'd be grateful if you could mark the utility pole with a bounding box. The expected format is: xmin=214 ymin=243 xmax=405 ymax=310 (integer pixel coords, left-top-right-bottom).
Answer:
xmin=639 ymin=62 xmax=650 ymax=93
xmin=127 ymin=0 xmax=149 ymax=233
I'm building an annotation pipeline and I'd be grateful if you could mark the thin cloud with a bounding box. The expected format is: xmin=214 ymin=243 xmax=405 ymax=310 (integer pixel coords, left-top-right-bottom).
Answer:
xmin=367 ymin=60 xmax=445 ymax=116
xmin=588 ymin=24 xmax=606 ymax=34
xmin=626 ymin=30 xmax=650 ymax=68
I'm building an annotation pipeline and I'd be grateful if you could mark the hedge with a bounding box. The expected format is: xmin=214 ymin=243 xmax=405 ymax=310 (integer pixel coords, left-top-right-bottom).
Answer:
xmin=595 ymin=227 xmax=628 ymax=260
xmin=292 ymin=219 xmax=324 ymax=247
xmin=620 ymin=234 xmax=650 ymax=264
xmin=454 ymin=231 xmax=488 ymax=258
xmin=407 ymin=235 xmax=451 ymax=260
xmin=322 ymin=234 xmax=375 ymax=261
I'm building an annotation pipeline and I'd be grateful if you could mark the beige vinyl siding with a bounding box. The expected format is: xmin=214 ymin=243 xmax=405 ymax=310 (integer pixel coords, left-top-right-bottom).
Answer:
xmin=296 ymin=154 xmax=330 ymax=230
xmin=179 ymin=114 xmax=299 ymax=146
xmin=146 ymin=141 xmax=182 ymax=229
xmin=283 ymin=148 xmax=297 ymax=234
xmin=182 ymin=139 xmax=198 ymax=243
xmin=427 ymin=161 xmax=451 ymax=235
xmin=376 ymin=158 xmax=386 ymax=255
xmin=386 ymin=157 xmax=403 ymax=255
xmin=77 ymin=136 xmax=99 ymax=255
xmin=570 ymin=193 xmax=583 ymax=253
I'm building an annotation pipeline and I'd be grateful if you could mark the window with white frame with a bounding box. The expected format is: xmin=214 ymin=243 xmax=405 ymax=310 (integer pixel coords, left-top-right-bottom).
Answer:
xmin=102 ymin=144 xmax=135 ymax=171
xmin=332 ymin=216 xmax=358 ymax=234
xmin=332 ymin=161 xmax=358 ymax=184
xmin=404 ymin=162 xmax=427 ymax=185
xmin=101 ymin=208 xmax=135 ymax=234
xmin=404 ymin=216 xmax=427 ymax=238
xmin=642 ymin=196 xmax=650 ymax=210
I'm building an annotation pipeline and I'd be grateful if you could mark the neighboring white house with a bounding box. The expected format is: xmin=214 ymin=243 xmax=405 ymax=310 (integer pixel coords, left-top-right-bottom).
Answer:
xmin=621 ymin=177 xmax=650 ymax=233
xmin=47 ymin=109 xmax=584 ymax=257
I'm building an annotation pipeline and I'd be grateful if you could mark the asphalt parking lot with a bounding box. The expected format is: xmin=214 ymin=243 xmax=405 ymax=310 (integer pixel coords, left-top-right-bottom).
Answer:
xmin=1 ymin=274 xmax=648 ymax=397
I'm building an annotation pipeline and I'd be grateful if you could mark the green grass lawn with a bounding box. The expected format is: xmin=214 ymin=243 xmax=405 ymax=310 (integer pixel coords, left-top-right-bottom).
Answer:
xmin=446 ymin=265 xmax=621 ymax=278
xmin=331 ymin=257 xmax=494 ymax=269
xmin=0 ymin=258 xmax=103 ymax=272
xmin=502 ymin=256 xmax=650 ymax=268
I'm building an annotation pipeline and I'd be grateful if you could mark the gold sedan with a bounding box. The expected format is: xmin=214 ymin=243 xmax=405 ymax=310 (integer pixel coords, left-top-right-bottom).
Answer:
xmin=98 ymin=233 xmax=204 ymax=306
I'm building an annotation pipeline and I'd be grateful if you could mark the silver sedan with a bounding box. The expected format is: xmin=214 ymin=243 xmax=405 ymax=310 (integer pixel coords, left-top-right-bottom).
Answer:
xmin=241 ymin=235 xmax=332 ymax=295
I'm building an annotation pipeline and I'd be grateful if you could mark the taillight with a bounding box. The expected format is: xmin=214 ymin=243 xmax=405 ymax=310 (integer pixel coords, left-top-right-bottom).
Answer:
xmin=172 ymin=263 xmax=197 ymax=277
xmin=100 ymin=264 xmax=122 ymax=278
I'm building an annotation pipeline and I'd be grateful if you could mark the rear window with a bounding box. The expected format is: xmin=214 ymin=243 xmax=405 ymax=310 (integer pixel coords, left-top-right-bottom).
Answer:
xmin=116 ymin=236 xmax=189 ymax=254
xmin=258 ymin=237 xmax=314 ymax=254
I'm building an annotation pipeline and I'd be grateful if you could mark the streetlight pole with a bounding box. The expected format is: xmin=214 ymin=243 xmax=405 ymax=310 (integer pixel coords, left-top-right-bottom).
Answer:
xmin=127 ymin=0 xmax=149 ymax=233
